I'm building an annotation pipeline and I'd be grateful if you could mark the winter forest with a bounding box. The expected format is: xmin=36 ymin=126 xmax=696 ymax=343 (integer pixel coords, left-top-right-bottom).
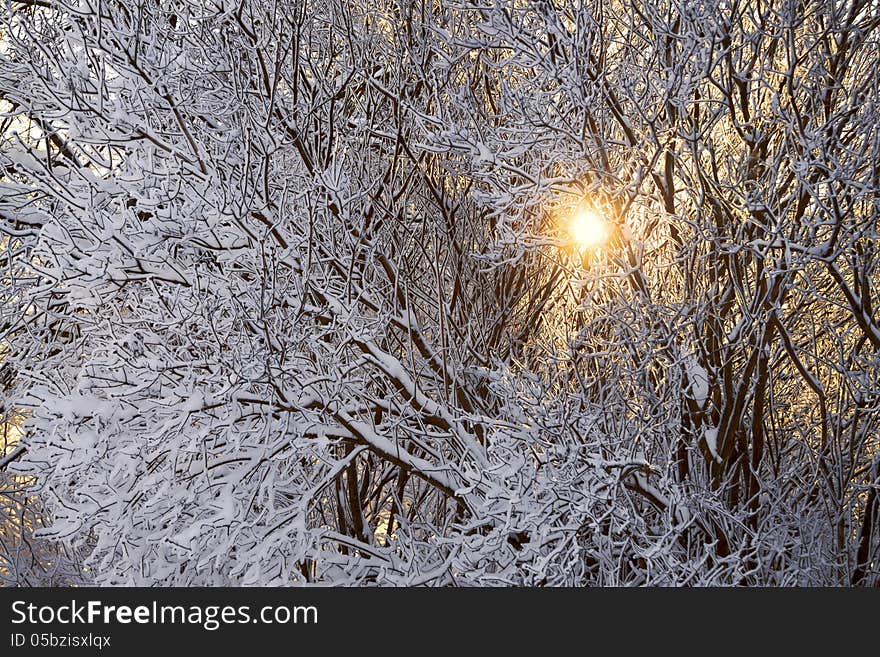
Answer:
xmin=1 ymin=0 xmax=879 ymax=587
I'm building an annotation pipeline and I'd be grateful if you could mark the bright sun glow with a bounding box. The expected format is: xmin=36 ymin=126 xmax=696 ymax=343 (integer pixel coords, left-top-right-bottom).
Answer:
xmin=568 ymin=208 xmax=609 ymax=248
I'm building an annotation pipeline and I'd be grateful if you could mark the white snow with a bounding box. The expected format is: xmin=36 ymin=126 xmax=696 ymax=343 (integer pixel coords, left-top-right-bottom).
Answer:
xmin=704 ymin=426 xmax=721 ymax=463
xmin=686 ymin=357 xmax=709 ymax=407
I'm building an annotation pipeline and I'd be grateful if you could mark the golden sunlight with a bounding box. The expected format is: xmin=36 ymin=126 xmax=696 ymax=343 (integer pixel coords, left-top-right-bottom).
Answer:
xmin=568 ymin=207 xmax=609 ymax=249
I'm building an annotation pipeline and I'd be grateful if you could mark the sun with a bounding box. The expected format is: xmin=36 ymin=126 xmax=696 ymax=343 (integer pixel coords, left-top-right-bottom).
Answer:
xmin=568 ymin=207 xmax=609 ymax=248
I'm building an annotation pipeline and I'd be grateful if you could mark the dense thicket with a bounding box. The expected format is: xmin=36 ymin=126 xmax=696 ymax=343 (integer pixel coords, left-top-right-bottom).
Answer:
xmin=1 ymin=0 xmax=878 ymax=585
